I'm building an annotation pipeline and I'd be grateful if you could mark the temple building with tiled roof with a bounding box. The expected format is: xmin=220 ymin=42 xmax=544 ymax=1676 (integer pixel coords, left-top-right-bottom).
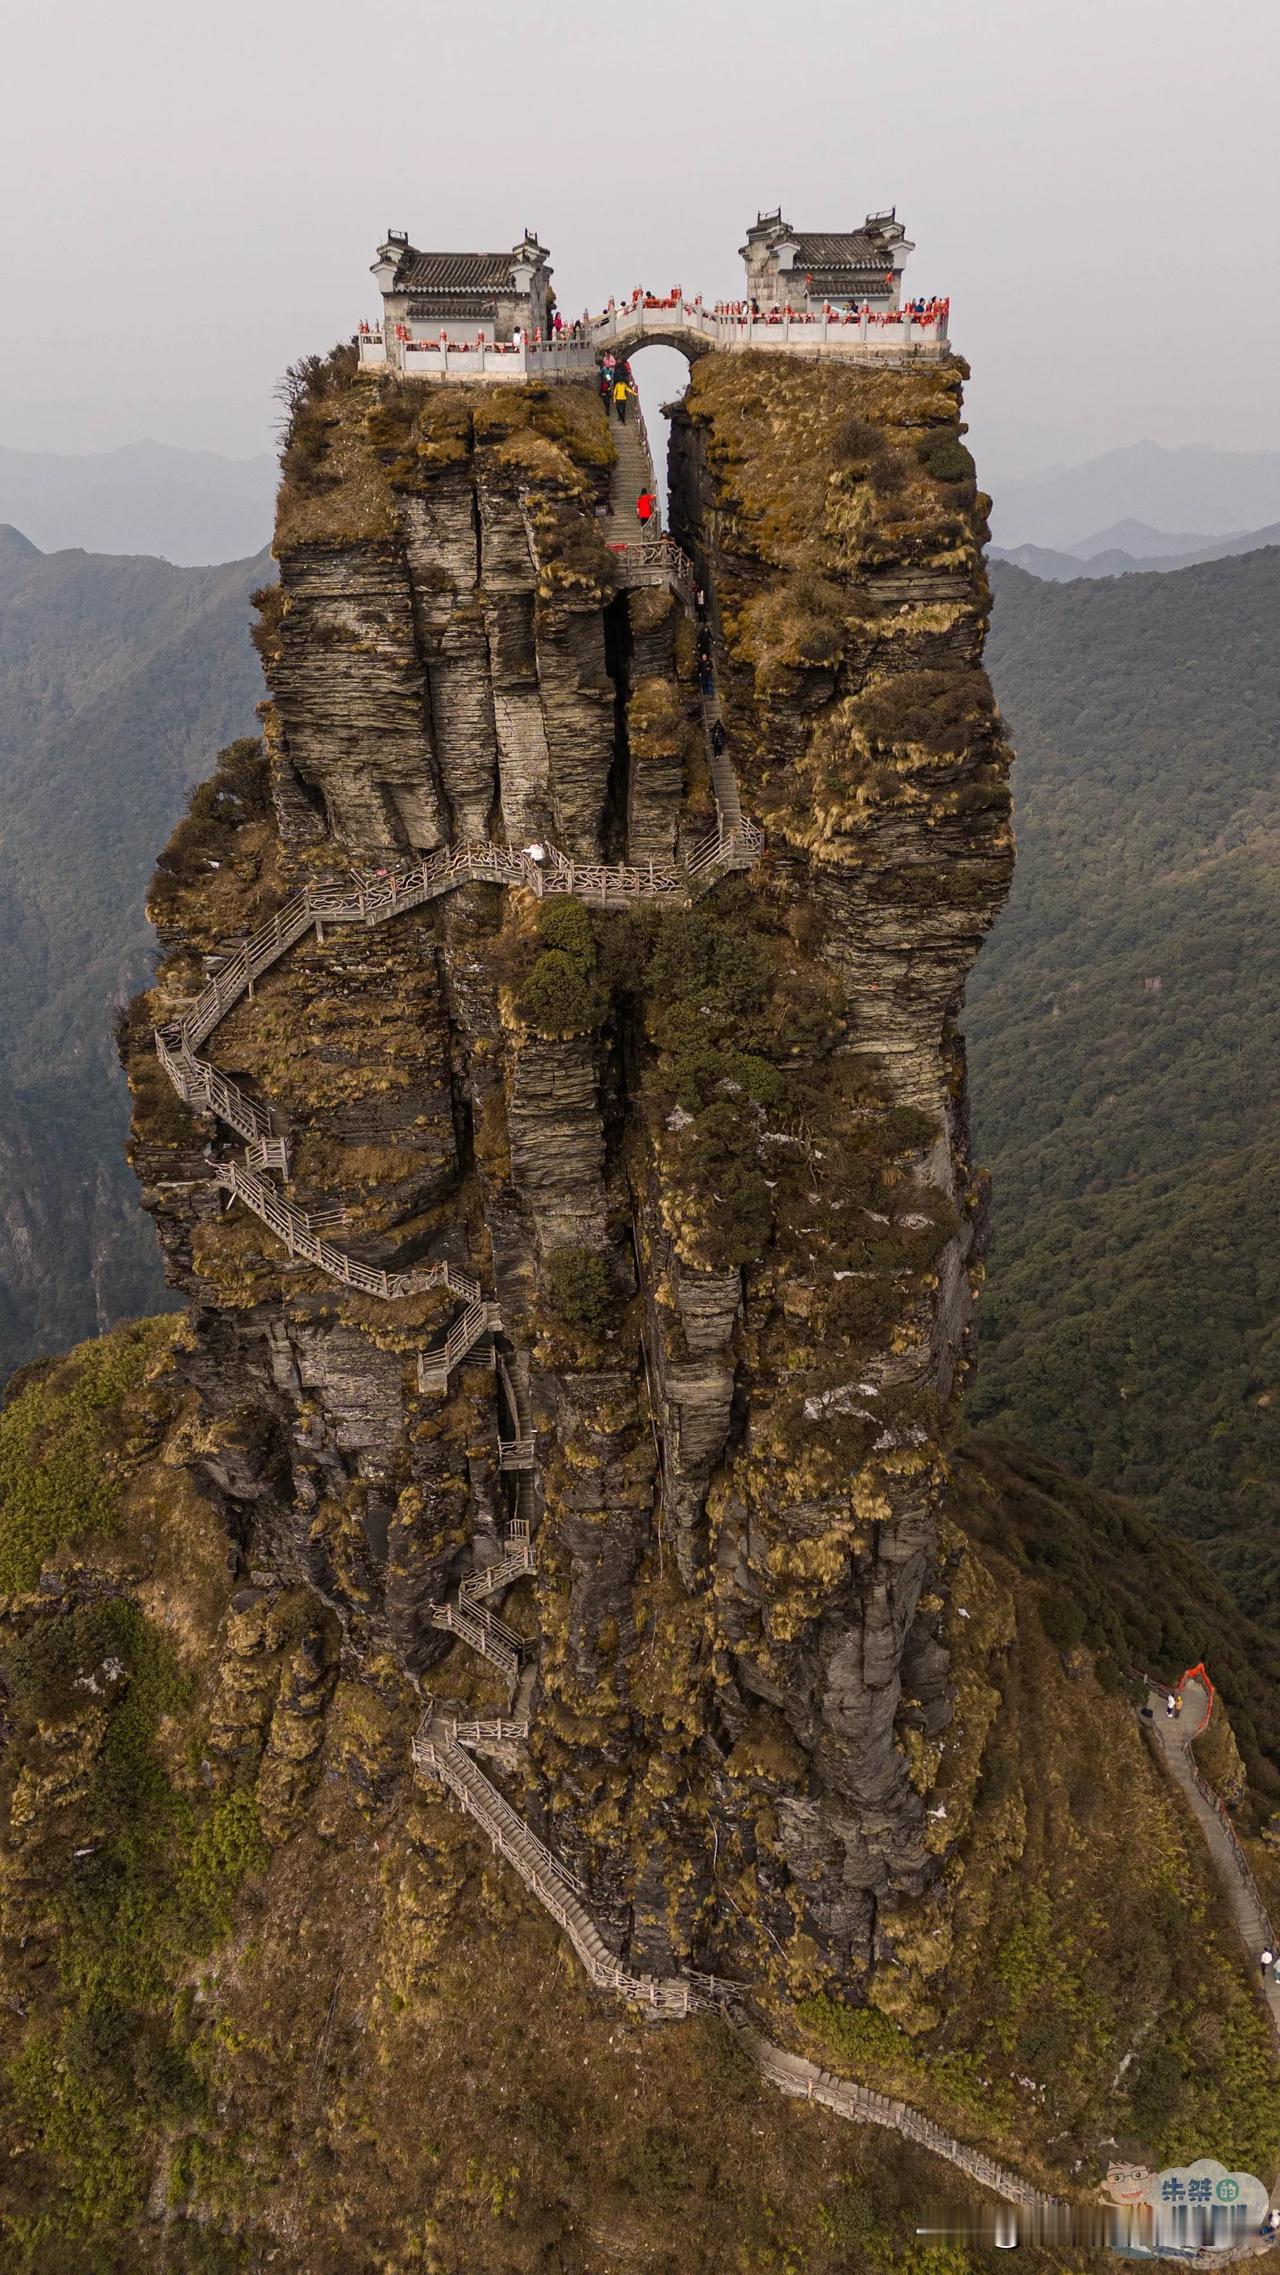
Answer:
xmin=370 ymin=230 xmax=553 ymax=344
xmin=741 ymin=209 xmax=914 ymax=312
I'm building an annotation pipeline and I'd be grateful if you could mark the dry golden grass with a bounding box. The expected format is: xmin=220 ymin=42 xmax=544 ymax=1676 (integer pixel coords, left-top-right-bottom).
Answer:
xmin=275 ymin=388 xmax=400 ymax=549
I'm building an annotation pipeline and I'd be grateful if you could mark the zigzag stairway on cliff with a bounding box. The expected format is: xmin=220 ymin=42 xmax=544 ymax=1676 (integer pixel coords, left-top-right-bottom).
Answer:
xmin=136 ymin=339 xmax=1266 ymax=2214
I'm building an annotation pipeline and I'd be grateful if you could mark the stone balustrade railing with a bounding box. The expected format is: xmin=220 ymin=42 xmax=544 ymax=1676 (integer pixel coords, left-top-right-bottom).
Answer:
xmin=592 ymin=296 xmax=949 ymax=352
xmin=359 ymin=293 xmax=951 ymax=381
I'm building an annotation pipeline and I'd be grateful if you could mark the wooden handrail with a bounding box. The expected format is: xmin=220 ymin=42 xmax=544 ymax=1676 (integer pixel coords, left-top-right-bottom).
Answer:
xmin=210 ymin=1161 xmax=479 ymax=1303
xmin=412 ymin=1717 xmax=1064 ymax=2198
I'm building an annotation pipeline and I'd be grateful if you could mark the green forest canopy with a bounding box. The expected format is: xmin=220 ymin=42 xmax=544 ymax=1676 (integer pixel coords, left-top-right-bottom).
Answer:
xmin=969 ymin=550 xmax=1280 ymax=1616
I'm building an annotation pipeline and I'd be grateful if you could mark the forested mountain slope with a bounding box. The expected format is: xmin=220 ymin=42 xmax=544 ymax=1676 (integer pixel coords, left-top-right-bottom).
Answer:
xmin=0 ymin=1325 xmax=1274 ymax=2268
xmin=970 ymin=551 xmax=1279 ymax=1612
xmin=0 ymin=529 xmax=267 ymax=1381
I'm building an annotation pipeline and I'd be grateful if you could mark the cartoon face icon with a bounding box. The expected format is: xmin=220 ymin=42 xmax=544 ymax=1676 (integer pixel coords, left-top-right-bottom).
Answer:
xmin=1103 ymin=2165 xmax=1153 ymax=2204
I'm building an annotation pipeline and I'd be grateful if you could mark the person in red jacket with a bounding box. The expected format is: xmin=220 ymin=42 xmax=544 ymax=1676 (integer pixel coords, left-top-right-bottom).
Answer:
xmin=635 ymin=489 xmax=656 ymax=526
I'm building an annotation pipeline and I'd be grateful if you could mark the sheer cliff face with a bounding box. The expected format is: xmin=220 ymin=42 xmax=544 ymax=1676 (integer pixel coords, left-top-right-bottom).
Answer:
xmin=125 ymin=358 xmax=1011 ymax=2004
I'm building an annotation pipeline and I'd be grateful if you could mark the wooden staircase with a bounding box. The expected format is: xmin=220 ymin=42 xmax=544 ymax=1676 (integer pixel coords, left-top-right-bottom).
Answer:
xmin=428 ymin=1600 xmax=523 ymax=1684
xmin=458 ymin=1518 xmax=534 ymax=1608
xmin=414 ymin=1299 xmax=504 ymax=1392
xmin=414 ymin=1718 xmax=701 ymax=2013
xmin=209 ymin=1161 xmax=479 ymax=1304
xmin=427 ymin=1518 xmax=534 ymax=1684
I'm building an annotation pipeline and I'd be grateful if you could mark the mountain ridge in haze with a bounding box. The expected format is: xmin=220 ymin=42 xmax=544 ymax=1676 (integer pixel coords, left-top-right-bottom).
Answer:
xmin=989 ymin=439 xmax=1280 ymax=551
xmin=0 ymin=439 xmax=276 ymax=564
xmin=1068 ymin=518 xmax=1225 ymax=560
xmin=992 ymin=524 xmax=1280 ymax=582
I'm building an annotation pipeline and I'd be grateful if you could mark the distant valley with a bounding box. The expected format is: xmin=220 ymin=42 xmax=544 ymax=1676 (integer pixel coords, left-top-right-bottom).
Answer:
xmin=0 ymin=524 xmax=268 ymax=1379
xmin=988 ymin=438 xmax=1280 ymax=551
xmin=991 ymin=521 xmax=1280 ymax=581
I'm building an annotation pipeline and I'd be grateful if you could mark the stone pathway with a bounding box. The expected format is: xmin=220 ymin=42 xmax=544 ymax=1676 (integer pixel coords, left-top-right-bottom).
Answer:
xmin=602 ymin=387 xmax=659 ymax=546
xmin=1143 ymin=1676 xmax=1280 ymax=2240
xmin=1145 ymin=1678 xmax=1280 ymax=2047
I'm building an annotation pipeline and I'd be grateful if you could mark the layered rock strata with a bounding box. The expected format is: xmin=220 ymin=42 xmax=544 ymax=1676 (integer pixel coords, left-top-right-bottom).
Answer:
xmin=125 ymin=353 xmax=1011 ymax=2008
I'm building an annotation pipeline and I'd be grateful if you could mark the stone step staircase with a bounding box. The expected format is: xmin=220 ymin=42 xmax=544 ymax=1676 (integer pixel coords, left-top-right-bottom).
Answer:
xmin=413 ymin=1490 xmax=1069 ymax=2209
xmin=244 ymin=1133 xmax=289 ymax=1175
xmin=603 ymin=390 xmax=661 ymax=546
xmin=427 ymin=1518 xmax=535 ymax=1685
xmin=495 ymin=1353 xmax=536 ymax=1470
xmin=211 ymin=1160 xmax=480 ymax=1305
xmin=159 ymin=567 xmax=761 ymax=1409
xmin=700 ymin=685 xmax=744 ymax=835
xmin=414 ymin=1719 xmax=699 ymax=2013
xmin=746 ymin=2036 xmax=1061 ymax=2213
xmin=415 ymin=1299 xmax=504 ymax=1392
xmin=157 ymin=1031 xmax=274 ymax=1145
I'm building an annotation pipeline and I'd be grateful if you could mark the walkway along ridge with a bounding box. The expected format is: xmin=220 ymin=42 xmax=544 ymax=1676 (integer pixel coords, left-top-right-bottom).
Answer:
xmin=1142 ymin=1676 xmax=1280 ymax=2050
xmin=358 ymin=291 xmax=953 ymax=384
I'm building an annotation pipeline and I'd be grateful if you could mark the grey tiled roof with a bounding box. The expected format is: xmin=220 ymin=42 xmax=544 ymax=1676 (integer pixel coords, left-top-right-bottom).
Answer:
xmin=790 ymin=231 xmax=893 ymax=269
xmin=394 ymin=251 xmax=516 ymax=292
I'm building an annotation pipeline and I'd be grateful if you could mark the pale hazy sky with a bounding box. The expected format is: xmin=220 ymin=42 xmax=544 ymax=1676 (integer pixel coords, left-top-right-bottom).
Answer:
xmin=3 ymin=0 xmax=1277 ymax=486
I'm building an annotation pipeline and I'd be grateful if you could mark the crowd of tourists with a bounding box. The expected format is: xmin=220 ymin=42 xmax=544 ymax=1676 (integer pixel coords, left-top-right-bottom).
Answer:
xmin=586 ymin=286 xmax=950 ymax=329
xmin=361 ymin=289 xmax=950 ymax=358
xmin=598 ymin=351 xmax=636 ymax=421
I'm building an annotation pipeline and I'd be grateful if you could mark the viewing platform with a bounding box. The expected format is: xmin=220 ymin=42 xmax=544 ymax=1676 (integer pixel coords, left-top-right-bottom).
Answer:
xmin=356 ymin=291 xmax=950 ymax=383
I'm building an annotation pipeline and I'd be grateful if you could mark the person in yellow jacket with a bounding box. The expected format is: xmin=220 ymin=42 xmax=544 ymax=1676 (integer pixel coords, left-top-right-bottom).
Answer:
xmin=612 ymin=375 xmax=630 ymax=424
